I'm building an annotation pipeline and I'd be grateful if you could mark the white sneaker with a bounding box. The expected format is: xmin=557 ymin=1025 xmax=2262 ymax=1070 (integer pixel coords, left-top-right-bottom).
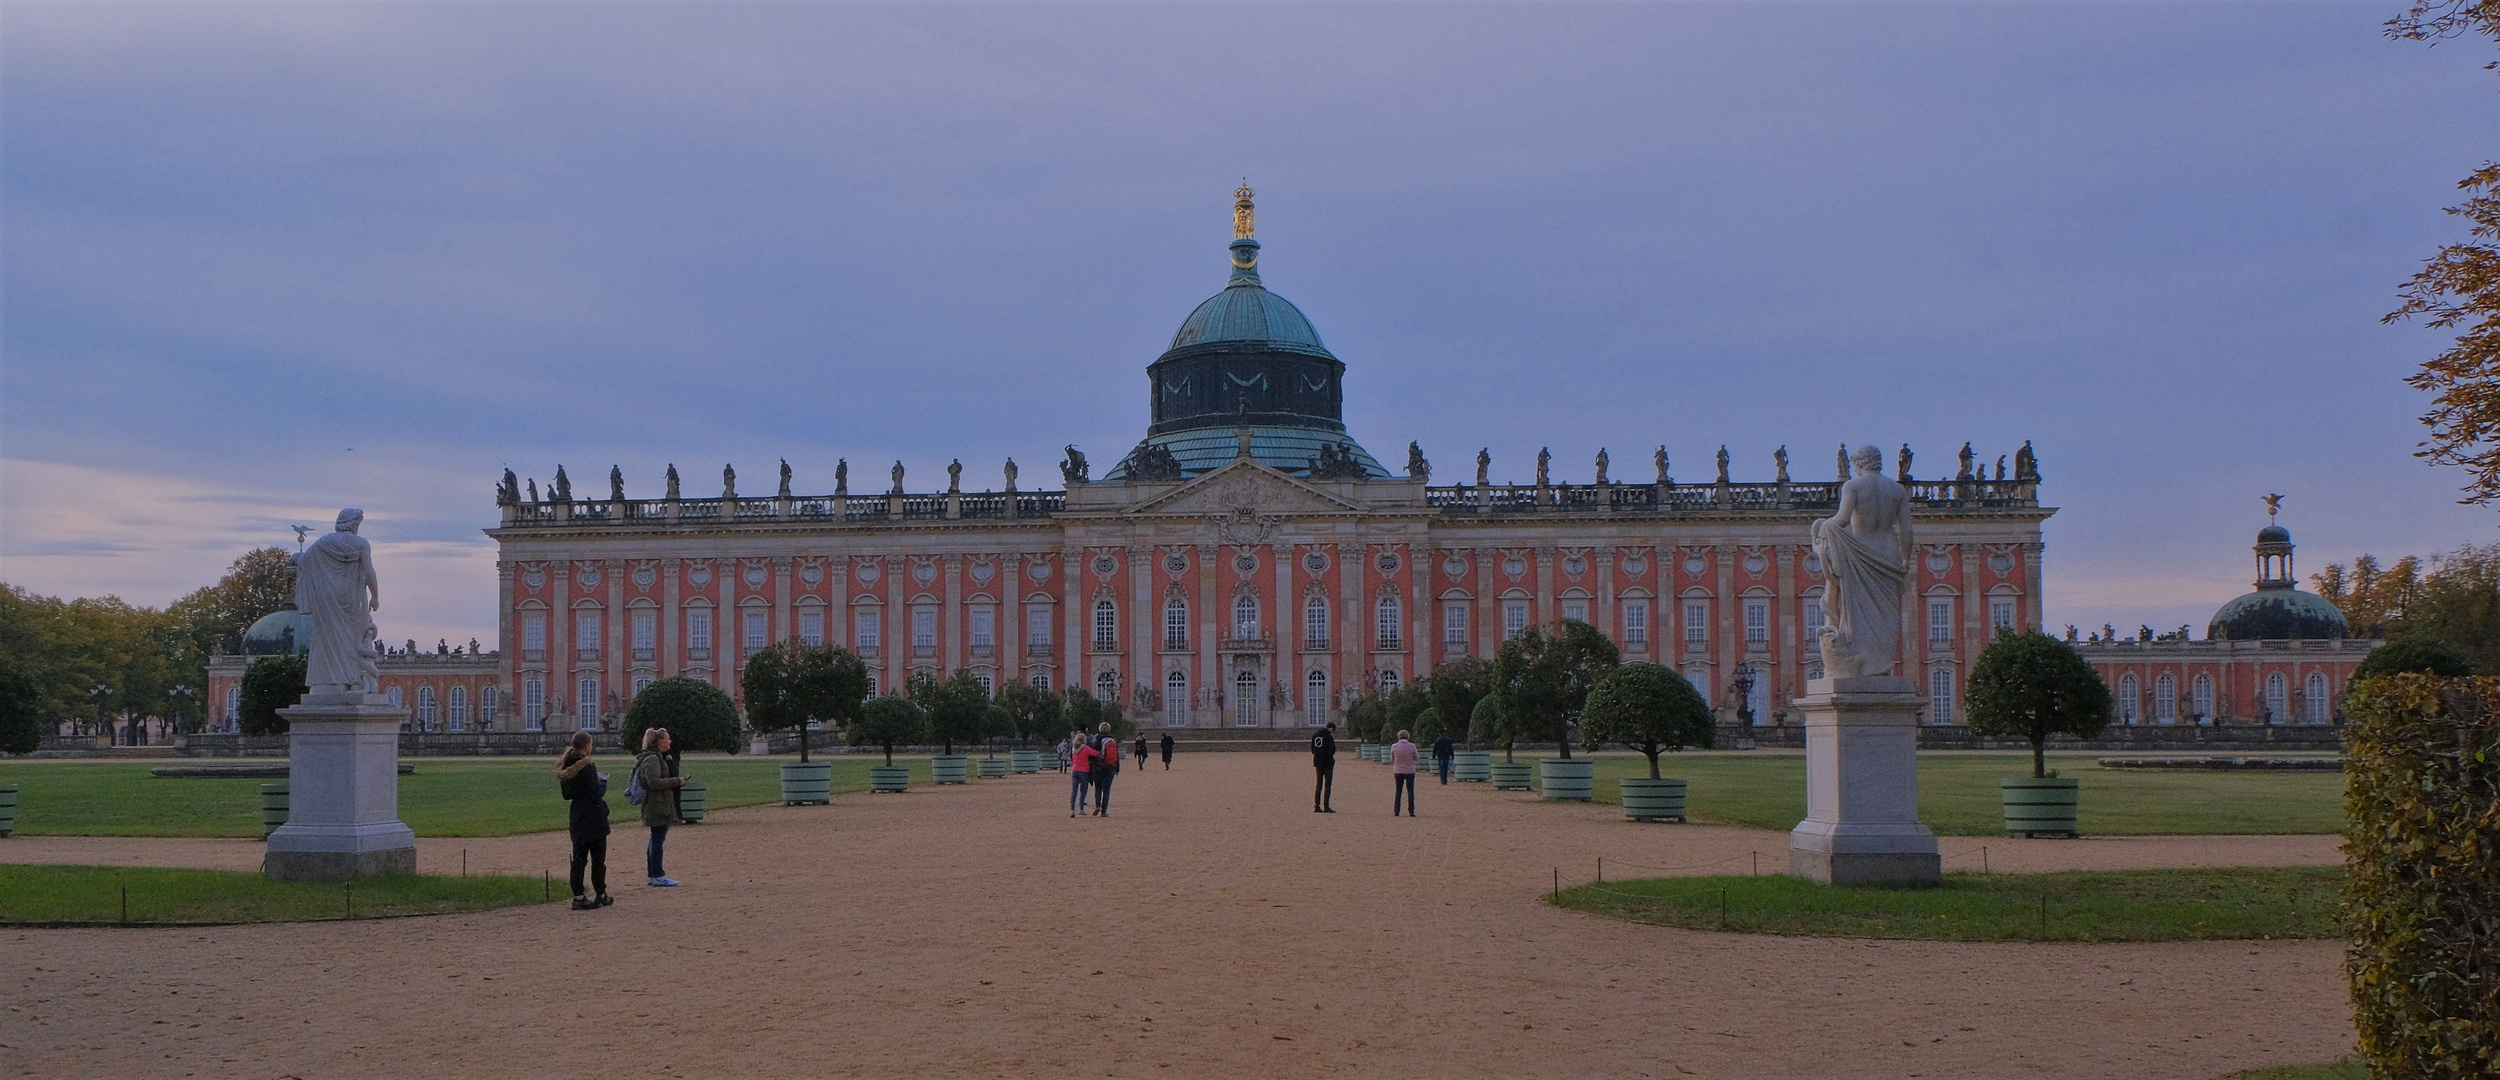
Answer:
xmin=648 ymin=877 xmax=679 ymax=887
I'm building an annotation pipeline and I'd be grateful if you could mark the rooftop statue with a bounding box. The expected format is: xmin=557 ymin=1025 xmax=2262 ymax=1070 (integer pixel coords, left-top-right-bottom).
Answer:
xmin=526 ymin=478 xmax=538 ymax=503
xmin=1996 ymin=456 xmax=2007 ymax=481
xmin=1407 ymin=442 xmax=1429 ymax=481
xmin=1535 ymin=447 xmax=1550 ymax=487
xmin=1957 ymin=442 xmax=1976 ymax=481
xmin=2015 ymin=440 xmax=2038 ymax=481
xmin=552 ymin=465 xmax=572 ymax=502
xmin=1003 ymin=457 xmax=1018 ymax=491
xmin=1593 ymin=448 xmax=1609 ymax=485
xmin=1715 ymin=445 xmax=1730 ymax=484
xmin=1061 ymin=446 xmax=1089 ymax=485
xmin=297 ymin=508 xmax=382 ymax=698
xmin=1476 ymin=448 xmax=1491 ymax=488
xmin=610 ymin=466 xmax=624 ymax=502
xmin=1813 ymin=446 xmax=1914 ymax=679
xmin=497 ymin=469 xmax=518 ymax=506
xmin=665 ymin=464 xmax=680 ymax=501
xmin=890 ymin=460 xmax=906 ymax=495
xmin=836 ymin=459 xmax=849 ymax=496
xmin=722 ymin=463 xmax=736 ymax=500
xmin=1774 ymin=445 xmax=1789 ymax=483
xmin=947 ymin=458 xmax=963 ymax=493
xmin=779 ymin=459 xmax=793 ymax=498
xmin=1131 ymin=442 xmax=1183 ymax=482
xmin=1897 ymin=444 xmax=1913 ymax=482
xmin=1655 ymin=445 xmax=1670 ymax=486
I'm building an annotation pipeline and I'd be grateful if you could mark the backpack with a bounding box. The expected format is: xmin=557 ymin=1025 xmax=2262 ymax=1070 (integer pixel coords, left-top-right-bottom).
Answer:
xmin=1096 ymin=737 xmax=1119 ymax=773
xmin=624 ymin=758 xmax=648 ymax=805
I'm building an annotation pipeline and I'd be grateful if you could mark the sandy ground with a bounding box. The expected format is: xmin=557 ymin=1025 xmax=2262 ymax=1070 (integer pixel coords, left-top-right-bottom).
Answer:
xmin=1 ymin=753 xmax=2349 ymax=1079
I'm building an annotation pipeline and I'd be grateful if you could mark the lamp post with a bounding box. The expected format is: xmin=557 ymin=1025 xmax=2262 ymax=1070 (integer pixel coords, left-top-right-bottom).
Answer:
xmin=1728 ymin=665 xmax=1758 ymax=751
xmin=90 ymin=683 xmax=112 ymax=743
xmin=169 ymin=684 xmax=192 ymax=739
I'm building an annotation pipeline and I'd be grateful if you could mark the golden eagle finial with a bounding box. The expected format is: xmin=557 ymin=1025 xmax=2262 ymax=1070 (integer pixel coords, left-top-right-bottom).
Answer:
xmin=2262 ymin=493 xmax=2284 ymax=519
xmin=1233 ymin=180 xmax=1255 ymax=239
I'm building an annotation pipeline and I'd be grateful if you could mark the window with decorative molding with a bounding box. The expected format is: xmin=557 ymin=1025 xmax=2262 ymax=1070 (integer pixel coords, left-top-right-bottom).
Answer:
xmin=576 ymin=613 xmax=601 ymax=661
xmin=416 ymin=686 xmax=437 ymax=729
xmin=1684 ymin=603 xmax=1708 ymax=652
xmin=746 ymin=611 xmax=769 ymax=652
xmin=687 ymin=610 xmax=712 ymax=658
xmin=480 ymin=686 xmax=499 ymax=729
xmin=1928 ymin=599 xmax=1954 ymax=645
xmin=1094 ymin=669 xmax=1118 ymax=703
xmin=1165 ymin=598 xmax=1190 ymax=650
xmin=1505 ymin=602 xmax=1529 ymax=641
xmin=1027 ymin=606 xmax=1053 ymax=650
xmin=2265 ymin=672 xmax=2287 ymax=721
xmin=1235 ymin=670 xmax=1259 ymax=726
xmin=798 ymin=611 xmax=823 ymax=647
xmin=1444 ymin=602 xmax=1469 ymax=646
xmin=1990 ymin=598 xmax=2016 ymax=634
xmin=521 ymin=615 xmax=546 ymax=661
xmin=1233 ymin=595 xmax=1260 ymax=640
xmin=970 ymin=605 xmax=994 ymax=650
xmin=1166 ymin=670 xmax=1189 ymax=726
xmin=523 ymin=678 xmax=545 ymax=731
xmin=578 ymin=676 xmax=601 ymax=727
xmin=1376 ymin=596 xmax=1402 ymax=650
xmin=1929 ymin=668 xmax=1954 ymax=724
xmin=632 ymin=611 xmax=656 ymax=659
xmin=1305 ymin=597 xmax=1330 ymax=649
xmin=854 ymin=609 xmax=880 ymax=654
xmin=447 ymin=685 xmax=468 ymax=732
xmin=1621 ymin=601 xmax=1647 ymax=648
xmin=1305 ymin=669 xmax=1328 ymax=725
xmin=1744 ymin=601 xmax=1768 ymax=649
xmin=2192 ymin=674 xmax=2215 ymax=723
xmin=2306 ymin=673 xmax=2329 ymax=723
xmin=911 ymin=608 xmax=936 ymax=653
xmin=2118 ymin=674 xmax=2139 ymax=723
xmin=1093 ymin=601 xmax=1118 ymax=651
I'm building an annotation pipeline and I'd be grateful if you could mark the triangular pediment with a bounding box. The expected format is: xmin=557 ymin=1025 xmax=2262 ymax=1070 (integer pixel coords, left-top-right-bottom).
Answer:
xmin=1124 ymin=459 xmax=1365 ymax=518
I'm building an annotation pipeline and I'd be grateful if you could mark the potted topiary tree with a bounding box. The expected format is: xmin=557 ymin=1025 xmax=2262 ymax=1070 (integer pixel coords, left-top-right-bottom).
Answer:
xmin=848 ymin=695 xmax=926 ymax=792
xmin=1583 ymin=662 xmax=1715 ymax=822
xmin=912 ymin=670 xmax=989 ymax=785
xmin=1472 ymin=696 xmax=1523 ymax=786
xmin=1491 ymin=620 xmax=1620 ymax=800
xmin=978 ymin=704 xmax=1013 ymax=778
xmin=1965 ymin=630 xmax=2113 ymax=837
xmin=1001 ymin=681 xmax=1064 ymax=773
xmin=622 ymin=676 xmax=744 ymax=823
xmin=742 ymin=641 xmax=870 ymax=805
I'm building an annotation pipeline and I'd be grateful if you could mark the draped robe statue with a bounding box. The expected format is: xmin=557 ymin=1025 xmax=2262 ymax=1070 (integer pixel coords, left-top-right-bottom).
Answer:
xmin=297 ymin=508 xmax=382 ymax=696
xmin=1812 ymin=447 xmax=1914 ymax=679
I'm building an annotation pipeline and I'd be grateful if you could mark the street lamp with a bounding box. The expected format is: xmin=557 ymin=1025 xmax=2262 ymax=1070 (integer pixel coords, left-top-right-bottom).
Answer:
xmin=1727 ymin=666 xmax=1758 ymax=751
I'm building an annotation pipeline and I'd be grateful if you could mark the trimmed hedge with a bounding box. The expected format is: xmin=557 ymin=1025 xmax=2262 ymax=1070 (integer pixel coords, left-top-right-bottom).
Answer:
xmin=2341 ymin=673 xmax=2499 ymax=1080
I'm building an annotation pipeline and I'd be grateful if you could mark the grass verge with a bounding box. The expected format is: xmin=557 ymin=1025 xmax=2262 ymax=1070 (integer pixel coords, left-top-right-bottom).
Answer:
xmin=0 ymin=864 xmax=554 ymax=925
xmin=1551 ymin=865 xmax=2342 ymax=942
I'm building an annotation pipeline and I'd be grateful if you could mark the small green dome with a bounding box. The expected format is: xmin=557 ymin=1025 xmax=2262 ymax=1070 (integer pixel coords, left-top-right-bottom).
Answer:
xmin=2208 ymin=587 xmax=2347 ymax=641
xmin=241 ymin=608 xmax=311 ymax=657
xmin=2257 ymin=524 xmax=2291 ymax=545
xmin=1167 ymin=242 xmax=1333 ymax=357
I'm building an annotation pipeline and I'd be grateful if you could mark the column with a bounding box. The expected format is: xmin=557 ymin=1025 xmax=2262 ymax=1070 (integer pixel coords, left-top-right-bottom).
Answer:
xmin=662 ymin=560 xmax=680 ymax=680
xmin=551 ymin=563 xmax=572 ymax=729
xmin=943 ymin=554 xmax=963 ymax=672
xmin=1716 ymin=547 xmax=1737 ymax=723
xmin=1273 ymin=540 xmax=1293 ymax=727
xmin=1775 ymin=543 xmax=1797 ymax=720
xmin=1197 ymin=544 xmax=1218 ymax=725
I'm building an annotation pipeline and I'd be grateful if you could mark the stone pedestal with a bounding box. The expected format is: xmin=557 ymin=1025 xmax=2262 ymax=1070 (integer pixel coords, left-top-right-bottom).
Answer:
xmin=1788 ymin=676 xmax=1940 ymax=888
xmin=265 ymin=693 xmax=417 ymax=881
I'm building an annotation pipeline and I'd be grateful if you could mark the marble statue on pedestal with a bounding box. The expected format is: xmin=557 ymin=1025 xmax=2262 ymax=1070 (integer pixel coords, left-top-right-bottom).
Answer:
xmin=1813 ymin=446 xmax=1914 ymax=679
xmin=1593 ymin=448 xmax=1609 ymax=485
xmin=297 ymin=509 xmax=381 ymax=697
xmin=836 ymin=459 xmax=850 ymax=495
xmin=1003 ymin=458 xmax=1018 ymax=491
xmin=665 ymin=464 xmax=680 ymax=501
xmin=1475 ymin=448 xmax=1490 ymax=487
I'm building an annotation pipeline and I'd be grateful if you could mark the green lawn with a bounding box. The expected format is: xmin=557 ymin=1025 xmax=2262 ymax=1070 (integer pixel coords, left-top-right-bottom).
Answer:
xmin=1553 ymin=865 xmax=2343 ymax=942
xmin=0 ymin=754 xmax=944 ymax=838
xmin=1481 ymin=751 xmax=2347 ymax=835
xmin=0 ymin=864 xmax=553 ymax=925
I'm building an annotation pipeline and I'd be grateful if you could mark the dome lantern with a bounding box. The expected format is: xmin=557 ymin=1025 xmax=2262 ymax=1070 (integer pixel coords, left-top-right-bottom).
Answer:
xmin=2207 ymin=497 xmax=2347 ymax=641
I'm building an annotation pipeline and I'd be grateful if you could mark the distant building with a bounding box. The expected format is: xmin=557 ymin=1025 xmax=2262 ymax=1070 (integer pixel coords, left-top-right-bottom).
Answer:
xmin=2074 ymin=518 xmax=2372 ymax=725
xmin=205 ymin=607 xmax=502 ymax=734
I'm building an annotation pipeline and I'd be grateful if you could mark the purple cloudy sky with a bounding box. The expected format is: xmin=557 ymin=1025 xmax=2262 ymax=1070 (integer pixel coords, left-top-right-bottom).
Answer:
xmin=3 ymin=2 xmax=2496 ymax=648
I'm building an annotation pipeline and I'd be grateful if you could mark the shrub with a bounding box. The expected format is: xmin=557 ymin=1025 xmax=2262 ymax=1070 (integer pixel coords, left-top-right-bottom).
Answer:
xmin=237 ymin=654 xmax=307 ymax=737
xmin=1582 ymin=662 xmax=1715 ymax=778
xmin=1468 ymin=695 xmax=1508 ymax=760
xmin=847 ymin=695 xmax=926 ymax=765
xmin=1964 ymin=630 xmax=2112 ymax=779
xmin=2354 ymin=636 xmax=2476 ymax=681
xmin=622 ymin=677 xmax=743 ymax=755
xmin=2341 ymin=673 xmax=2499 ymax=1080
xmin=0 ymin=651 xmax=43 ymax=755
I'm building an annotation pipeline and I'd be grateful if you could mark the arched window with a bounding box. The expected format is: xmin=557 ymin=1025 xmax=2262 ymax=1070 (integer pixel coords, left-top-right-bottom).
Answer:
xmin=2306 ymin=673 xmax=2329 ymax=723
xmin=1304 ymin=597 xmax=1330 ymax=649
xmin=2154 ymin=674 xmax=2177 ymax=724
xmin=416 ymin=685 xmax=437 ymax=730
xmin=1235 ymin=670 xmax=1259 ymax=726
xmin=224 ymin=686 xmax=241 ymax=731
xmin=446 ymin=685 xmax=468 ymax=732
xmin=1166 ymin=670 xmax=1189 ymax=726
xmin=480 ymin=685 xmax=500 ymax=729
xmin=1094 ymin=669 xmax=1118 ymax=704
xmin=523 ymin=678 xmax=546 ymax=731
xmin=1305 ymin=669 xmax=1328 ymax=725
xmin=578 ymin=677 xmax=601 ymax=727
xmin=387 ymin=686 xmax=403 ymax=708
xmin=1929 ymin=668 xmax=1954 ymax=724
xmin=2192 ymin=674 xmax=2215 ymax=723
xmin=1683 ymin=665 xmax=1712 ymax=708
xmin=2117 ymin=674 xmax=2139 ymax=724
xmin=1378 ymin=669 xmax=1400 ymax=694
xmin=2265 ymin=672 xmax=2287 ymax=722
xmin=1234 ymin=595 xmax=1260 ymax=640
xmin=1031 ymin=672 xmax=1052 ymax=693
xmin=1164 ymin=598 xmax=1189 ymax=650
xmin=1747 ymin=664 xmax=1772 ymax=724
xmin=1376 ymin=596 xmax=1402 ymax=650
xmin=974 ymin=672 xmax=994 ymax=697
xmin=1092 ymin=600 xmax=1118 ymax=650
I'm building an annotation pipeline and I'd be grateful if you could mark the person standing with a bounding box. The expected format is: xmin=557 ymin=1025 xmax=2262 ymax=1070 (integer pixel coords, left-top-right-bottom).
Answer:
xmin=1310 ymin=722 xmax=1338 ymax=813
xmin=1055 ymin=734 xmax=1073 ymax=773
xmin=1069 ymin=731 xmax=1096 ymax=817
xmin=1390 ymin=729 xmax=1419 ymax=817
xmin=1159 ymin=732 xmax=1174 ymax=770
xmin=633 ymin=728 xmax=690 ymax=887
xmin=1432 ymin=732 xmax=1455 ymax=785
xmin=1092 ymin=723 xmax=1120 ymax=816
xmin=1134 ymin=734 xmax=1149 ymax=777
xmin=556 ymin=732 xmax=611 ymax=909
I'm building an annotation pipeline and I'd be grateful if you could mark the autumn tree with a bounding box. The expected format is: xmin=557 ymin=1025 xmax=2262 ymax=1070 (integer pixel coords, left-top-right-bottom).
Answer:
xmin=2385 ymin=5 xmax=2500 ymax=503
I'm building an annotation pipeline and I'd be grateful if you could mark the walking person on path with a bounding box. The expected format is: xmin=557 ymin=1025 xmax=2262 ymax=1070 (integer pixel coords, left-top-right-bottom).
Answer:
xmin=1159 ymin=732 xmax=1174 ymax=770
xmin=1055 ymin=734 xmax=1072 ymax=773
xmin=1391 ymin=729 xmax=1419 ymax=816
xmin=1432 ymin=732 xmax=1455 ymax=785
xmin=1092 ymin=723 xmax=1120 ymax=816
xmin=1069 ymin=730 xmax=1096 ymax=817
xmin=555 ymin=732 xmax=612 ymax=910
xmin=632 ymin=728 xmax=690 ymax=887
xmin=1310 ymin=721 xmax=1338 ymax=812
xmin=1135 ymin=735 xmax=1148 ymax=774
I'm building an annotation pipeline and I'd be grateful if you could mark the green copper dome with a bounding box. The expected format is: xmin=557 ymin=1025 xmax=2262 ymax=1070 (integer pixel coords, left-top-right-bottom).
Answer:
xmin=2208 ymin=588 xmax=2348 ymax=641
xmin=1165 ymin=240 xmax=1333 ymax=357
xmin=242 ymin=607 xmax=310 ymax=657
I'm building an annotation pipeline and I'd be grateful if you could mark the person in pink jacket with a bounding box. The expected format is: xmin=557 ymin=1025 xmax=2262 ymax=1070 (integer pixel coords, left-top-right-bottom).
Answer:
xmin=1390 ymin=729 xmax=1419 ymax=817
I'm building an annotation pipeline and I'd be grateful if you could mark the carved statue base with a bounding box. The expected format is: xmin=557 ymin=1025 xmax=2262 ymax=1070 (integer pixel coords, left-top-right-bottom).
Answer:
xmin=1787 ymin=676 xmax=1940 ymax=888
xmin=264 ymin=692 xmax=417 ymax=881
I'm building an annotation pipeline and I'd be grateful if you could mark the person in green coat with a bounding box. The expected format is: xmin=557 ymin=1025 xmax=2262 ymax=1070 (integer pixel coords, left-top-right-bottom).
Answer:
xmin=633 ymin=728 xmax=691 ymax=887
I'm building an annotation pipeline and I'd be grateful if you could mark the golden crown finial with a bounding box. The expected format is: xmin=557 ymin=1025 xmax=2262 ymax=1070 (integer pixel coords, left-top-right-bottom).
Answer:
xmin=1233 ymin=180 xmax=1255 ymax=239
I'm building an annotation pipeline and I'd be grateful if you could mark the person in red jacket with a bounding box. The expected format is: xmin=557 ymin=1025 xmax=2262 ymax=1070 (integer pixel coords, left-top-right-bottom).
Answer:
xmin=1069 ymin=731 xmax=1096 ymax=818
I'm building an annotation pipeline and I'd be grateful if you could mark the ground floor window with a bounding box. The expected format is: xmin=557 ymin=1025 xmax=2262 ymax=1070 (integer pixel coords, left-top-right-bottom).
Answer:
xmin=1234 ymin=670 xmax=1258 ymax=726
xmin=1305 ymin=670 xmax=1328 ymax=725
xmin=1929 ymin=668 xmax=1954 ymax=724
xmin=1166 ymin=670 xmax=1189 ymax=726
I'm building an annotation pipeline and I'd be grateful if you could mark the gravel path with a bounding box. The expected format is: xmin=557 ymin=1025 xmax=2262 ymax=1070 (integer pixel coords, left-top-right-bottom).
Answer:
xmin=0 ymin=753 xmax=2350 ymax=1078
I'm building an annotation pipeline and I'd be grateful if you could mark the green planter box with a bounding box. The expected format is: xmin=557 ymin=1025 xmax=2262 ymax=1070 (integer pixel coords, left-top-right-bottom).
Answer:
xmin=0 ymin=783 xmax=19 ymax=837
xmin=1453 ymin=750 xmax=1491 ymax=782
xmin=1488 ymin=761 xmax=1534 ymax=790
xmin=779 ymin=761 xmax=833 ymax=806
xmin=1539 ymin=758 xmax=1595 ymax=801
xmin=1010 ymin=749 xmax=1040 ymax=774
xmin=1619 ymin=777 xmax=1688 ymax=822
xmin=259 ymin=782 xmax=288 ymax=838
xmin=870 ymin=765 xmax=910 ymax=793
xmin=2001 ymin=777 xmax=2079 ymax=837
xmin=978 ymin=757 xmax=1008 ymax=779
xmin=678 ymin=779 xmax=709 ymax=823
xmin=930 ymin=755 xmax=971 ymax=785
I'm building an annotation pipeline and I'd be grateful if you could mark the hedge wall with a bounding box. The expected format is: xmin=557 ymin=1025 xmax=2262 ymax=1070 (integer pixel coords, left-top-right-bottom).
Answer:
xmin=2341 ymin=673 xmax=2499 ymax=1080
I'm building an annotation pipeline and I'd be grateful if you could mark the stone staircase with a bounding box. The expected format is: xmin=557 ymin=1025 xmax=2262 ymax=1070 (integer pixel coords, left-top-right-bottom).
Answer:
xmin=1151 ymin=726 xmax=1316 ymax=753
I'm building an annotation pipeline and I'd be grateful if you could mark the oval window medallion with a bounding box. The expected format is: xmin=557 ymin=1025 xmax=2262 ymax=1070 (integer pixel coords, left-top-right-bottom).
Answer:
xmin=1165 ymin=553 xmax=1189 ymax=574
xmin=799 ymin=563 xmax=822 ymax=584
xmin=746 ymin=565 xmax=767 ymax=586
xmin=1743 ymin=554 xmax=1766 ymax=574
xmin=1030 ymin=559 xmax=1052 ymax=581
xmin=1503 ymin=556 xmax=1526 ymax=578
xmin=1093 ymin=556 xmax=1118 ymax=577
xmin=633 ymin=567 xmax=655 ymax=588
xmin=1375 ymin=552 xmax=1401 ymax=574
xmin=1442 ymin=555 xmax=1467 ymax=579
xmin=1926 ymin=552 xmax=1952 ymax=573
xmin=1234 ymin=553 xmax=1258 ymax=574
xmin=1562 ymin=555 xmax=1586 ymax=577
xmin=1304 ymin=552 xmax=1329 ymax=573
xmin=688 ymin=566 xmax=713 ymax=586
xmin=579 ymin=569 xmax=600 ymax=588
xmin=1803 ymin=553 xmax=1822 ymax=575
xmin=1683 ymin=556 xmax=1707 ymax=575
xmin=1988 ymin=552 xmax=2014 ymax=574
xmin=523 ymin=569 xmax=546 ymax=588
xmin=970 ymin=561 xmax=995 ymax=583
xmin=1621 ymin=556 xmax=1648 ymax=577
xmin=913 ymin=562 xmax=937 ymax=583
xmin=856 ymin=562 xmax=879 ymax=584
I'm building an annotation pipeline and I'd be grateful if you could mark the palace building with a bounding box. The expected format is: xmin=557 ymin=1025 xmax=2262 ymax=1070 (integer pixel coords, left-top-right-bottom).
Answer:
xmin=209 ymin=189 xmax=2055 ymax=735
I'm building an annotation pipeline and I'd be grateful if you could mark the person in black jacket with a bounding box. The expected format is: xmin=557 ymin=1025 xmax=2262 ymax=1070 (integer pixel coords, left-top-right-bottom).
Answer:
xmin=1159 ymin=732 xmax=1175 ymax=770
xmin=555 ymin=732 xmax=612 ymax=910
xmin=1432 ymin=733 xmax=1455 ymax=784
xmin=1310 ymin=722 xmax=1338 ymax=813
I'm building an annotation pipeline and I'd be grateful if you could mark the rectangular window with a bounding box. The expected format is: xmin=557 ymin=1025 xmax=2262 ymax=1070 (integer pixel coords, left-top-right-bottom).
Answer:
xmin=1093 ymin=601 xmax=1118 ymax=651
xmin=687 ymin=610 xmax=713 ymax=655
xmin=578 ymin=677 xmax=601 ymax=726
xmin=521 ymin=615 xmax=546 ymax=661
xmin=865 ymin=671 xmax=879 ymax=697
xmin=1930 ymin=668 xmax=1954 ymax=724
xmin=1622 ymin=601 xmax=1648 ymax=647
xmin=798 ymin=611 xmax=823 ymax=647
xmin=1683 ymin=666 xmax=1711 ymax=709
xmin=1744 ymin=601 xmax=1768 ymax=649
xmin=1443 ymin=602 xmax=1469 ymax=646
xmin=1305 ymin=600 xmax=1330 ymax=649
xmin=1504 ymin=602 xmax=1529 ymax=640
xmin=576 ymin=613 xmax=601 ymax=660
xmin=1026 ymin=606 xmax=1053 ymax=649
xmin=856 ymin=609 xmax=880 ymax=653
xmin=447 ymin=685 xmax=468 ymax=731
xmin=1376 ymin=598 xmax=1402 ymax=650
xmin=913 ymin=608 xmax=937 ymax=651
xmin=1804 ymin=599 xmax=1824 ymax=635
xmin=745 ymin=611 xmax=768 ymax=651
xmin=1684 ymin=603 xmax=1709 ymax=653
xmin=480 ymin=686 xmax=499 ymax=729
xmin=970 ymin=605 xmax=995 ymax=649
xmin=1990 ymin=599 xmax=2016 ymax=634
xmin=523 ymin=678 xmax=545 ymax=731
xmin=416 ymin=686 xmax=437 ymax=727
xmin=632 ymin=676 xmax=652 ymax=696
xmin=1929 ymin=599 xmax=1954 ymax=645
xmin=1165 ymin=602 xmax=1189 ymax=650
xmin=632 ymin=611 xmax=656 ymax=659
xmin=1562 ymin=599 xmax=1589 ymax=624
